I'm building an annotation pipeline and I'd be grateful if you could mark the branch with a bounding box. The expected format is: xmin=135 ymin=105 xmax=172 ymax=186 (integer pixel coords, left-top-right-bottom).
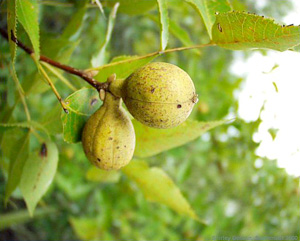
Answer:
xmin=0 ymin=28 xmax=108 ymax=91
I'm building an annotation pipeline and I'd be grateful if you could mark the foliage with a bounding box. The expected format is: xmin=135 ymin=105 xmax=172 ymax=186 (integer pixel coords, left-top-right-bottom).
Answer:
xmin=0 ymin=0 xmax=299 ymax=240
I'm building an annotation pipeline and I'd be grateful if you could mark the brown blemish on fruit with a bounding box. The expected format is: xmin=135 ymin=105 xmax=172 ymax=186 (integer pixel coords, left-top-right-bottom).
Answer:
xmin=40 ymin=143 xmax=47 ymax=157
xmin=90 ymin=98 xmax=98 ymax=106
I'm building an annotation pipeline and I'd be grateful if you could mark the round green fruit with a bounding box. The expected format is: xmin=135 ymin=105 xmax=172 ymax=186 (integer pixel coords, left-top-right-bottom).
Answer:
xmin=110 ymin=62 xmax=198 ymax=129
xmin=82 ymin=92 xmax=135 ymax=170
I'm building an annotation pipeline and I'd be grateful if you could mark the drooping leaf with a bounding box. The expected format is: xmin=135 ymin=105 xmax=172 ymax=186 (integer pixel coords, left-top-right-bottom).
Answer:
xmin=20 ymin=141 xmax=59 ymax=216
xmin=104 ymin=0 xmax=156 ymax=15
xmin=212 ymin=11 xmax=300 ymax=52
xmin=186 ymin=0 xmax=231 ymax=38
xmin=91 ymin=3 xmax=119 ymax=67
xmin=89 ymin=54 xmax=157 ymax=82
xmin=70 ymin=217 xmax=101 ymax=241
xmin=0 ymin=207 xmax=56 ymax=231
xmin=86 ymin=166 xmax=121 ymax=183
xmin=1 ymin=128 xmax=30 ymax=203
xmin=156 ymin=0 xmax=169 ymax=50
xmin=16 ymin=0 xmax=40 ymax=59
xmin=133 ymin=119 xmax=226 ymax=158
xmin=61 ymin=88 xmax=102 ymax=143
xmin=7 ymin=0 xmax=17 ymax=62
xmin=122 ymin=160 xmax=201 ymax=221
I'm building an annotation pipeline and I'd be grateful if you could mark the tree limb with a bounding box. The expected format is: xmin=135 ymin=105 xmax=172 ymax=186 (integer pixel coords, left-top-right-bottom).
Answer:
xmin=0 ymin=27 xmax=108 ymax=91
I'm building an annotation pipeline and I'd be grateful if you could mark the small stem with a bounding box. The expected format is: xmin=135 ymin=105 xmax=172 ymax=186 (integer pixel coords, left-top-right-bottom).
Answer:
xmin=35 ymin=59 xmax=69 ymax=113
xmin=41 ymin=62 xmax=77 ymax=91
xmin=8 ymin=66 xmax=31 ymax=121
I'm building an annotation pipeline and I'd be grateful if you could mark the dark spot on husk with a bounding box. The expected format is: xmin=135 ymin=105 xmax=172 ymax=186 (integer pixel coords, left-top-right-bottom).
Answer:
xmin=40 ymin=143 xmax=47 ymax=157
xmin=90 ymin=98 xmax=98 ymax=106
xmin=177 ymin=104 xmax=182 ymax=109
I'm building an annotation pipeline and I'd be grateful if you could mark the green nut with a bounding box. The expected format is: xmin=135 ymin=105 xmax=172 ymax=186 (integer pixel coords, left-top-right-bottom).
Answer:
xmin=82 ymin=92 xmax=135 ymax=170
xmin=110 ymin=62 xmax=198 ymax=129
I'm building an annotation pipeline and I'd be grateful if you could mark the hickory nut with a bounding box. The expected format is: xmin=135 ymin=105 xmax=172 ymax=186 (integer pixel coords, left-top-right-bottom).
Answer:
xmin=82 ymin=92 xmax=135 ymax=170
xmin=110 ymin=62 xmax=198 ymax=129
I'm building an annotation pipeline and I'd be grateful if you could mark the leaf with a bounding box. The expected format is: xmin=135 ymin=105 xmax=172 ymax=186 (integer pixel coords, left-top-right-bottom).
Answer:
xmin=133 ymin=119 xmax=226 ymax=158
xmin=89 ymin=54 xmax=158 ymax=82
xmin=91 ymin=3 xmax=119 ymax=67
xmin=16 ymin=0 xmax=40 ymax=59
xmin=86 ymin=166 xmax=121 ymax=183
xmin=20 ymin=141 xmax=59 ymax=216
xmin=156 ymin=0 xmax=169 ymax=50
xmin=70 ymin=217 xmax=101 ymax=241
xmin=7 ymin=0 xmax=17 ymax=62
xmin=212 ymin=11 xmax=300 ymax=52
xmin=104 ymin=0 xmax=156 ymax=15
xmin=1 ymin=128 xmax=30 ymax=203
xmin=61 ymin=0 xmax=88 ymax=40
xmin=0 ymin=121 xmax=49 ymax=135
xmin=61 ymin=88 xmax=102 ymax=143
xmin=0 ymin=207 xmax=56 ymax=231
xmin=122 ymin=160 xmax=201 ymax=221
xmin=186 ymin=0 xmax=231 ymax=38
xmin=41 ymin=104 xmax=63 ymax=135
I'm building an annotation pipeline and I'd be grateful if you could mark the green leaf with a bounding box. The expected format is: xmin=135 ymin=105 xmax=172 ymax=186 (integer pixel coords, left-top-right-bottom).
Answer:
xmin=186 ymin=0 xmax=231 ymax=38
xmin=0 ymin=207 xmax=56 ymax=231
xmin=61 ymin=0 xmax=88 ymax=40
xmin=70 ymin=217 xmax=101 ymax=241
xmin=133 ymin=119 xmax=226 ymax=158
xmin=212 ymin=11 xmax=300 ymax=52
xmin=104 ymin=0 xmax=156 ymax=15
xmin=1 ymin=128 xmax=30 ymax=203
xmin=16 ymin=0 xmax=40 ymax=59
xmin=0 ymin=121 xmax=49 ymax=136
xmin=122 ymin=160 xmax=201 ymax=221
xmin=40 ymin=104 xmax=63 ymax=135
xmin=20 ymin=141 xmax=59 ymax=216
xmin=86 ymin=166 xmax=121 ymax=183
xmin=61 ymin=88 xmax=102 ymax=143
xmin=7 ymin=0 xmax=17 ymax=62
xmin=91 ymin=3 xmax=119 ymax=67
xmin=156 ymin=0 xmax=169 ymax=50
xmin=90 ymin=54 xmax=158 ymax=82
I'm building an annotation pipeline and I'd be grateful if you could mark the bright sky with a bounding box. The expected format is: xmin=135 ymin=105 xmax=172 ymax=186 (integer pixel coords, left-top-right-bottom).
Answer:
xmin=230 ymin=0 xmax=300 ymax=176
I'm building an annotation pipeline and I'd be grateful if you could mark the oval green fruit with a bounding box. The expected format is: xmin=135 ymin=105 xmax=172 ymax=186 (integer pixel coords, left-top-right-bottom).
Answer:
xmin=111 ymin=62 xmax=198 ymax=129
xmin=82 ymin=92 xmax=135 ymax=170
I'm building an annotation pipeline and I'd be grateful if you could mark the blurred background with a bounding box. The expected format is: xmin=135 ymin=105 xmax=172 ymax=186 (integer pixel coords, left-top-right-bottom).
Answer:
xmin=0 ymin=0 xmax=299 ymax=240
